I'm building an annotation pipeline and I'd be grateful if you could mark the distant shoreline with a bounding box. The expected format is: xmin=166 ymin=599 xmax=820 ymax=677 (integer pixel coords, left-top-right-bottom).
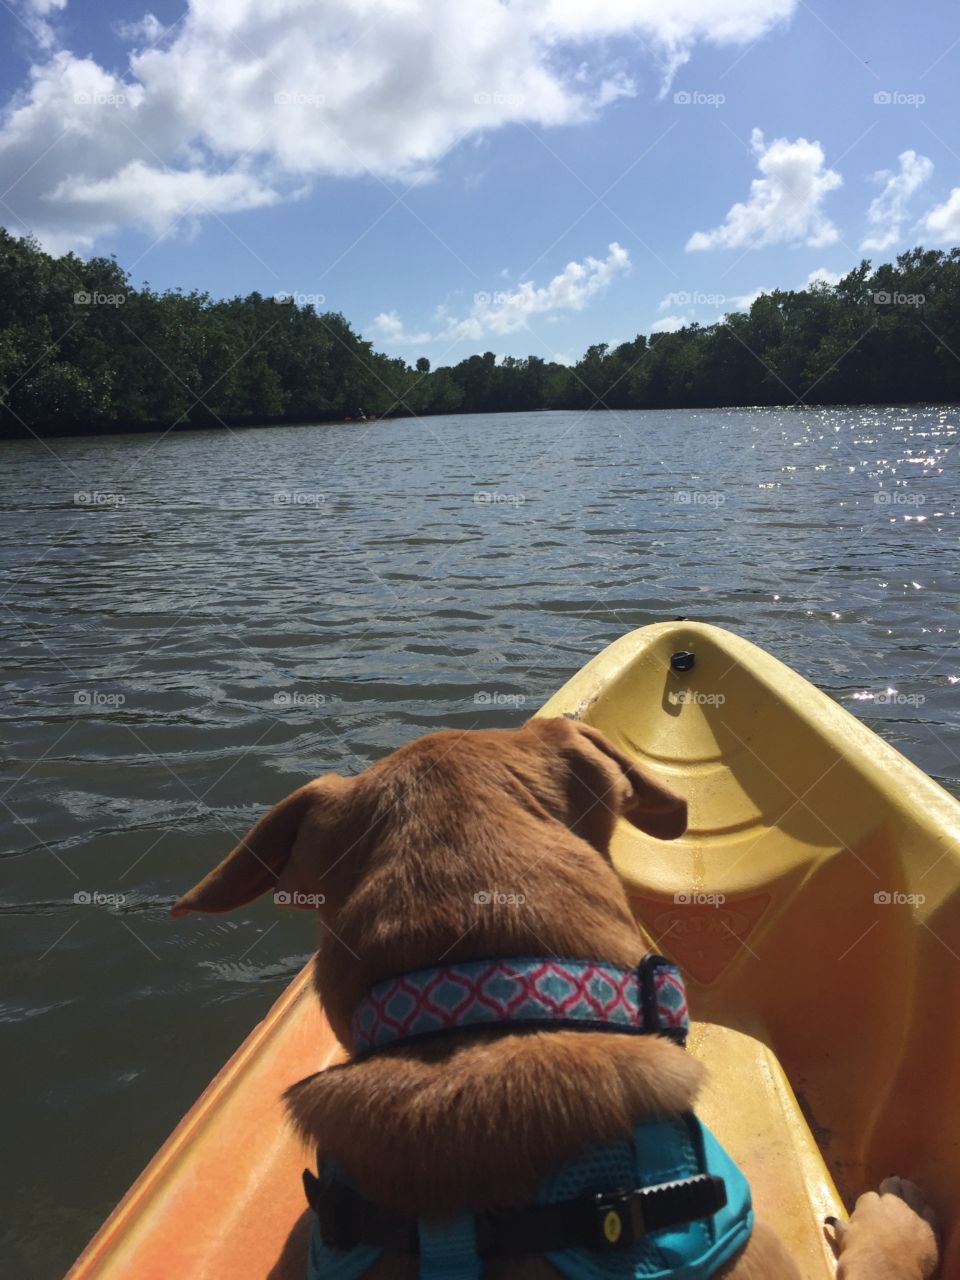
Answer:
xmin=3 ymin=400 xmax=956 ymax=445
xmin=0 ymin=412 xmax=388 ymax=442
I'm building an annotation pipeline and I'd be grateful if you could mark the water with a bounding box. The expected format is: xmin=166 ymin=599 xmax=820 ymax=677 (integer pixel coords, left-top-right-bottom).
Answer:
xmin=2 ymin=406 xmax=958 ymax=1276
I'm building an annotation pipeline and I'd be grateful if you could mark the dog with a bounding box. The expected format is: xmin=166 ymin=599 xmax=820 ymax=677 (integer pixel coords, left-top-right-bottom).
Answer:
xmin=173 ymin=718 xmax=939 ymax=1279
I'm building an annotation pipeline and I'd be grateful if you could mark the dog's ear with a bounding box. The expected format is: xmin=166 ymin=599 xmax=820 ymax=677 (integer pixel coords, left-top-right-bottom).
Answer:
xmin=533 ymin=718 xmax=687 ymax=842
xmin=170 ymin=775 xmax=347 ymax=916
xmin=567 ymin=721 xmax=687 ymax=839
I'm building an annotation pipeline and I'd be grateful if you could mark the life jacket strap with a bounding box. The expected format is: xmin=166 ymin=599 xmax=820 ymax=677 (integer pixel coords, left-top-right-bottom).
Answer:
xmin=303 ymin=1167 xmax=728 ymax=1257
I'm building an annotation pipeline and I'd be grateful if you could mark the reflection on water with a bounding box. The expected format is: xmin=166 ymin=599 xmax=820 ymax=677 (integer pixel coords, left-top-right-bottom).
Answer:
xmin=1 ymin=405 xmax=957 ymax=1272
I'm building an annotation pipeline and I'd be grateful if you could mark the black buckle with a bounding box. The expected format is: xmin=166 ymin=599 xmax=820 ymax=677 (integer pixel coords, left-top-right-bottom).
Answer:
xmin=591 ymin=1189 xmax=643 ymax=1251
xmin=304 ymin=1168 xmax=419 ymax=1254
xmin=591 ymin=1173 xmax=726 ymax=1251
xmin=303 ymin=1168 xmax=322 ymax=1215
xmin=303 ymin=1168 xmax=350 ymax=1247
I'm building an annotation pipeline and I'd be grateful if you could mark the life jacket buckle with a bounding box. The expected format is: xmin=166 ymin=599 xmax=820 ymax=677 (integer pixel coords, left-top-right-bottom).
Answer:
xmin=591 ymin=1188 xmax=642 ymax=1251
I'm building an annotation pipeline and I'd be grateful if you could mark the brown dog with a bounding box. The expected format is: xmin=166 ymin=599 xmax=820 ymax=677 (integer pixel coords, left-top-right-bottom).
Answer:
xmin=173 ymin=718 xmax=939 ymax=1279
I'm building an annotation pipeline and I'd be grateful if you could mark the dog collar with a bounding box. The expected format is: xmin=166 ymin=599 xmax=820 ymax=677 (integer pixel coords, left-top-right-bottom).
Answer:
xmin=351 ymin=953 xmax=688 ymax=1058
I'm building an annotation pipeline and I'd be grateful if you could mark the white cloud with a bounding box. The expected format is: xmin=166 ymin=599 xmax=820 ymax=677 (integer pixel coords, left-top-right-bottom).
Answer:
xmin=651 ymin=313 xmax=691 ymax=332
xmin=113 ymin=13 xmax=167 ymax=44
xmin=451 ymin=242 xmax=630 ymax=339
xmin=49 ymin=161 xmax=279 ymax=240
xmin=686 ymin=128 xmax=842 ymax=251
xmin=921 ymin=188 xmax=960 ymax=243
xmin=804 ymin=266 xmax=841 ymax=287
xmin=542 ymin=0 xmax=795 ymax=86
xmin=372 ymin=242 xmax=630 ymax=345
xmin=861 ymin=150 xmax=933 ymax=252
xmin=16 ymin=0 xmax=67 ymax=50
xmin=726 ymin=288 xmax=765 ymax=310
xmin=0 ymin=0 xmax=798 ymax=249
xmin=369 ymin=311 xmax=434 ymax=346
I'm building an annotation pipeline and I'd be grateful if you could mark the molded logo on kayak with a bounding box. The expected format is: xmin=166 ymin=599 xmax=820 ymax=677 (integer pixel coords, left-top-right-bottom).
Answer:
xmin=630 ymin=893 xmax=771 ymax=985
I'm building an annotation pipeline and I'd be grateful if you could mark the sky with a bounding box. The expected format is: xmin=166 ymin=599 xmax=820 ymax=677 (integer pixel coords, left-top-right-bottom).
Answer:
xmin=0 ymin=0 xmax=958 ymax=367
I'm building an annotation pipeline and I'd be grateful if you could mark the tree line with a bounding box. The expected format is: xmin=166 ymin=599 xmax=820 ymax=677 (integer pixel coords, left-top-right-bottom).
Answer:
xmin=2 ymin=229 xmax=959 ymax=438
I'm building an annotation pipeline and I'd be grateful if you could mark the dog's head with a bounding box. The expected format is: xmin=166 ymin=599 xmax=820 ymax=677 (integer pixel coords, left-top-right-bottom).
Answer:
xmin=172 ymin=719 xmax=686 ymax=1039
xmin=171 ymin=718 xmax=685 ymax=920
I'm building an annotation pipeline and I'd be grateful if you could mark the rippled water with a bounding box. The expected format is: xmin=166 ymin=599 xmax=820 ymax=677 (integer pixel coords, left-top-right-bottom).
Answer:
xmin=2 ymin=406 xmax=958 ymax=1275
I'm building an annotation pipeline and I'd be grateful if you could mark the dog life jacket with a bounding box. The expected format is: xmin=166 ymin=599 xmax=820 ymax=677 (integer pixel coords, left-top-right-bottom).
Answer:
xmin=304 ymin=955 xmax=754 ymax=1278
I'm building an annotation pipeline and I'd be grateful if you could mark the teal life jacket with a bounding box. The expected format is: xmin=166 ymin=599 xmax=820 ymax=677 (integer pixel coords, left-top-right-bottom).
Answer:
xmin=306 ymin=1112 xmax=752 ymax=1279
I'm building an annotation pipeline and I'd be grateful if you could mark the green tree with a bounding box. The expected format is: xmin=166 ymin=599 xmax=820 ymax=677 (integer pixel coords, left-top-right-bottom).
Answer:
xmin=3 ymin=229 xmax=960 ymax=437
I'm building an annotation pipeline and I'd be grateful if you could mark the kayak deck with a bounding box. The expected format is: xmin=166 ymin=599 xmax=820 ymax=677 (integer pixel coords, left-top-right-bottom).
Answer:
xmin=68 ymin=622 xmax=960 ymax=1277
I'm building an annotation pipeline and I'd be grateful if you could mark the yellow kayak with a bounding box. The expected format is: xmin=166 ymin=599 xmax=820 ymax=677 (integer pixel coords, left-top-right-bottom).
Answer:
xmin=67 ymin=621 xmax=960 ymax=1278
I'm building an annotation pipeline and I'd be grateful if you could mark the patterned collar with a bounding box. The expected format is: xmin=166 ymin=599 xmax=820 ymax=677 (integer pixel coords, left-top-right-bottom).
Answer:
xmin=351 ymin=952 xmax=689 ymax=1058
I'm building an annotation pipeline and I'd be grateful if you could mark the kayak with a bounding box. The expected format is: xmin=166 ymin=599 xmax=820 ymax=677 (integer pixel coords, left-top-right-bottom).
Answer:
xmin=67 ymin=621 xmax=960 ymax=1278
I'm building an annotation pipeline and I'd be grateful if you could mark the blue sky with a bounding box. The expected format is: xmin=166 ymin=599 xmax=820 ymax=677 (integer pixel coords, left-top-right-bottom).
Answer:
xmin=1 ymin=0 xmax=958 ymax=366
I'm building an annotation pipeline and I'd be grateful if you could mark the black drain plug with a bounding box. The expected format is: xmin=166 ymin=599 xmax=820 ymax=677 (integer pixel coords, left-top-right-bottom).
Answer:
xmin=670 ymin=650 xmax=695 ymax=672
